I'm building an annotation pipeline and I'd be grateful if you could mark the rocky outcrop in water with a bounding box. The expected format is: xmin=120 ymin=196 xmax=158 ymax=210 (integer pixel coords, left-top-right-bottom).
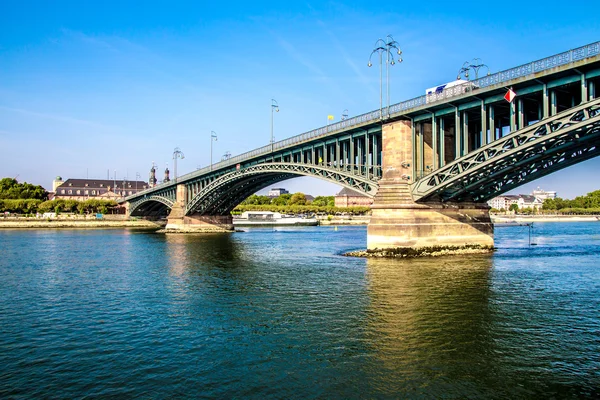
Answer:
xmin=345 ymin=244 xmax=495 ymax=258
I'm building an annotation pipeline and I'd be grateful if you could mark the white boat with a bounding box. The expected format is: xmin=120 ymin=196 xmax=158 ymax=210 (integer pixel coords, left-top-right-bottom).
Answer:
xmin=233 ymin=211 xmax=318 ymax=227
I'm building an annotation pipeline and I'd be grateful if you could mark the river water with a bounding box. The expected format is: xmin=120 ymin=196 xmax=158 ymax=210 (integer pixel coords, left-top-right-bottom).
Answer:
xmin=0 ymin=223 xmax=598 ymax=398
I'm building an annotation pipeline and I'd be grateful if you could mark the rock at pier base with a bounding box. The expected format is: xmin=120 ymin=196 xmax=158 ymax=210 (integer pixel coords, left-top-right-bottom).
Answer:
xmin=345 ymin=244 xmax=495 ymax=258
xmin=156 ymin=227 xmax=233 ymax=234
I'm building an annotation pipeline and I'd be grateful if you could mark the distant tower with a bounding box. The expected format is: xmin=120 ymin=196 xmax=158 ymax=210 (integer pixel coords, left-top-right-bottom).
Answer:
xmin=52 ymin=176 xmax=64 ymax=192
xmin=149 ymin=162 xmax=157 ymax=187
xmin=164 ymin=166 xmax=170 ymax=183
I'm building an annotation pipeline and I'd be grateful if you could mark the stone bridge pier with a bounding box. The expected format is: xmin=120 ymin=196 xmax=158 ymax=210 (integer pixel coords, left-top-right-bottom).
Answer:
xmin=367 ymin=120 xmax=493 ymax=250
xmin=165 ymin=184 xmax=233 ymax=232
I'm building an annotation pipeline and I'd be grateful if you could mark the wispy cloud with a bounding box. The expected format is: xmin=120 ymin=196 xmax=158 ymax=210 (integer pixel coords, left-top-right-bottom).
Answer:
xmin=60 ymin=28 xmax=120 ymax=53
xmin=315 ymin=19 xmax=377 ymax=99
xmin=0 ymin=105 xmax=123 ymax=132
xmin=275 ymin=36 xmax=329 ymax=79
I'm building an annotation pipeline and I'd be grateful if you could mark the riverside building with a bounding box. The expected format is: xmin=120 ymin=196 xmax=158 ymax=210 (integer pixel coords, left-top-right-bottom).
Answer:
xmin=52 ymin=177 xmax=150 ymax=201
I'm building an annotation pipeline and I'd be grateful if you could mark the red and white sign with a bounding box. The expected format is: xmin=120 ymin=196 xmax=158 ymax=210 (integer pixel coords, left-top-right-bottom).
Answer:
xmin=504 ymin=88 xmax=516 ymax=103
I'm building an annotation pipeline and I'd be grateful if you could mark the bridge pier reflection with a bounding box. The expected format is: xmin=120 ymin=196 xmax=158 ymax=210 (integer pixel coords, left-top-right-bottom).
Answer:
xmin=363 ymin=256 xmax=497 ymax=396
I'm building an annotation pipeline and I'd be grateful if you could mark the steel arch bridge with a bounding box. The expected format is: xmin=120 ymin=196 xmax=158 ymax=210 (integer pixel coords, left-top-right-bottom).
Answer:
xmin=121 ymin=41 xmax=600 ymax=225
xmin=129 ymin=194 xmax=175 ymax=217
xmin=128 ymin=163 xmax=380 ymax=216
xmin=411 ymin=97 xmax=600 ymax=203
xmin=185 ymin=163 xmax=380 ymax=215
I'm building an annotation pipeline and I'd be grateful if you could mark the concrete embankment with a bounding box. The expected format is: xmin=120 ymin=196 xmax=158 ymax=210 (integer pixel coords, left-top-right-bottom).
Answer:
xmin=0 ymin=218 xmax=163 ymax=229
xmin=317 ymin=215 xmax=370 ymax=225
xmin=492 ymin=215 xmax=600 ymax=223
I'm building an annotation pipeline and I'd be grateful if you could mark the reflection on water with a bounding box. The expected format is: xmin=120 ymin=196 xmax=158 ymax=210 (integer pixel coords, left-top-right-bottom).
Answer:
xmin=164 ymin=233 xmax=245 ymax=276
xmin=0 ymin=225 xmax=598 ymax=398
xmin=364 ymin=256 xmax=496 ymax=397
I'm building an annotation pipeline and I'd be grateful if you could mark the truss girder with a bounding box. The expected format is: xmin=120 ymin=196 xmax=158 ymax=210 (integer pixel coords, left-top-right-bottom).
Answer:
xmin=200 ymin=174 xmax=292 ymax=216
xmin=129 ymin=195 xmax=175 ymax=216
xmin=185 ymin=163 xmax=379 ymax=215
xmin=412 ymin=98 xmax=600 ymax=203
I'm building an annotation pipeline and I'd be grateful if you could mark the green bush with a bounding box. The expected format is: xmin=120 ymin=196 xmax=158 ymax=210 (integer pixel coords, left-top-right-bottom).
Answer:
xmin=232 ymin=204 xmax=371 ymax=215
xmin=1 ymin=198 xmax=119 ymax=215
xmin=0 ymin=199 xmax=43 ymax=214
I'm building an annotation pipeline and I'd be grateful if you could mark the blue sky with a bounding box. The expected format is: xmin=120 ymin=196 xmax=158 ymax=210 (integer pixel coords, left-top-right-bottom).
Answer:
xmin=1 ymin=1 xmax=598 ymax=198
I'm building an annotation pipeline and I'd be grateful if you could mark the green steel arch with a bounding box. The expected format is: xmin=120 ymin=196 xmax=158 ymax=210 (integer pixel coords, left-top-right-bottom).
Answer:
xmin=185 ymin=162 xmax=380 ymax=215
xmin=129 ymin=195 xmax=175 ymax=217
xmin=411 ymin=97 xmax=600 ymax=203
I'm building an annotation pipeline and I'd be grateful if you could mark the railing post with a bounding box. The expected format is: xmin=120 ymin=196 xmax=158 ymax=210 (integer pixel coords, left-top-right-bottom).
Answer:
xmin=581 ymin=73 xmax=588 ymax=103
xmin=462 ymin=111 xmax=469 ymax=155
xmin=410 ymin=117 xmax=416 ymax=180
xmin=439 ymin=118 xmax=445 ymax=167
xmin=350 ymin=136 xmax=355 ymax=175
xmin=542 ymin=83 xmax=549 ymax=119
xmin=431 ymin=113 xmax=438 ymax=170
xmin=517 ymin=98 xmax=524 ymax=130
xmin=481 ymin=101 xmax=487 ymax=146
xmin=454 ymin=108 xmax=460 ymax=159
xmin=335 ymin=139 xmax=340 ymax=170
xmin=364 ymin=131 xmax=369 ymax=177
xmin=510 ymin=100 xmax=516 ymax=133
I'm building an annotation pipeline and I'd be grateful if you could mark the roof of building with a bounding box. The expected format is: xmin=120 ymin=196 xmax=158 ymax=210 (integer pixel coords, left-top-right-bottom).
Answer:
xmin=56 ymin=179 xmax=148 ymax=190
xmin=335 ymin=187 xmax=367 ymax=197
xmin=520 ymin=195 xmax=540 ymax=202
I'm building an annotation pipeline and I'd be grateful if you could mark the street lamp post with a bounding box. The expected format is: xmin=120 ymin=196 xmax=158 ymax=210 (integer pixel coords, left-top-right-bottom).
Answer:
xmin=368 ymin=35 xmax=402 ymax=119
xmin=385 ymin=35 xmax=402 ymax=117
xmin=172 ymin=147 xmax=184 ymax=183
xmin=368 ymin=39 xmax=385 ymax=119
xmin=341 ymin=109 xmax=348 ymax=120
xmin=271 ymin=99 xmax=279 ymax=153
xmin=135 ymin=172 xmax=141 ymax=192
xmin=210 ymin=131 xmax=218 ymax=171
xmin=457 ymin=58 xmax=490 ymax=81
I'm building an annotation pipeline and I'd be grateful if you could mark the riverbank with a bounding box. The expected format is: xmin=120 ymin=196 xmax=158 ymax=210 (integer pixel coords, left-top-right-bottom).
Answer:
xmin=2 ymin=214 xmax=597 ymax=230
xmin=0 ymin=219 xmax=163 ymax=229
xmin=492 ymin=215 xmax=600 ymax=223
xmin=320 ymin=214 xmax=600 ymax=226
xmin=317 ymin=215 xmax=370 ymax=225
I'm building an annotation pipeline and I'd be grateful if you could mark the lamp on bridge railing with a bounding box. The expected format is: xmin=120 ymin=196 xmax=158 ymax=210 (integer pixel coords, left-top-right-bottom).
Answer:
xmin=271 ymin=99 xmax=279 ymax=153
xmin=222 ymin=151 xmax=231 ymax=161
xmin=210 ymin=131 xmax=217 ymax=171
xmin=135 ymin=172 xmax=141 ymax=192
xmin=173 ymin=147 xmax=184 ymax=183
xmin=341 ymin=109 xmax=349 ymax=120
xmin=457 ymin=58 xmax=490 ymax=81
xmin=368 ymin=34 xmax=402 ymax=119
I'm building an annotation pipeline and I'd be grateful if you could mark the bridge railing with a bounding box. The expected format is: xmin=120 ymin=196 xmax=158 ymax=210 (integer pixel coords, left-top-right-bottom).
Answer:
xmin=128 ymin=41 xmax=600 ymax=200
